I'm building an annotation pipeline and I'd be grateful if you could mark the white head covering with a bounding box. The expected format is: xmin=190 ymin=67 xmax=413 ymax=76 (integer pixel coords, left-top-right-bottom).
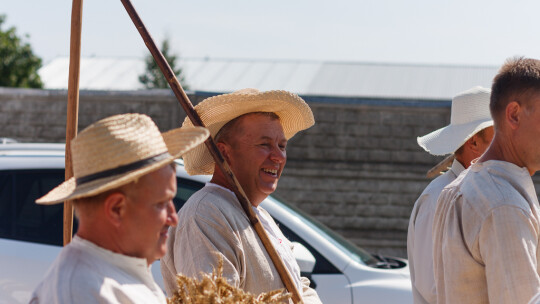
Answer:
xmin=417 ymin=86 xmax=493 ymax=155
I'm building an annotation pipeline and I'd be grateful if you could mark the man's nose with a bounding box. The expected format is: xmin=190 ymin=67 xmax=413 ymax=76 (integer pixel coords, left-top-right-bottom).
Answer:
xmin=167 ymin=201 xmax=179 ymax=226
xmin=270 ymin=146 xmax=286 ymax=163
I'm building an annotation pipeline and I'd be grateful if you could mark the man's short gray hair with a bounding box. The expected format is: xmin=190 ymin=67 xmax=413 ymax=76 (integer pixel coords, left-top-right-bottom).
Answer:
xmin=214 ymin=112 xmax=280 ymax=144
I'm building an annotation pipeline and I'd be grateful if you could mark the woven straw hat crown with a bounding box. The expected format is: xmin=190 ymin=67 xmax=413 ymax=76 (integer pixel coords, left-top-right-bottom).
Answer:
xmin=417 ymin=86 xmax=493 ymax=155
xmin=36 ymin=113 xmax=209 ymax=205
xmin=182 ymin=89 xmax=314 ymax=175
xmin=72 ymin=114 xmax=169 ymax=178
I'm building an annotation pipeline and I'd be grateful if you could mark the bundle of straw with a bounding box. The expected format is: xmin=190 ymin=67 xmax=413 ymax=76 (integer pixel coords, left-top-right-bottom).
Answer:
xmin=168 ymin=256 xmax=291 ymax=304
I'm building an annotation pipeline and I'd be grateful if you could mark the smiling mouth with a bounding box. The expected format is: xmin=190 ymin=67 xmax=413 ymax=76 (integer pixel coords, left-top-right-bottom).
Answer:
xmin=262 ymin=168 xmax=278 ymax=177
xmin=160 ymin=227 xmax=170 ymax=237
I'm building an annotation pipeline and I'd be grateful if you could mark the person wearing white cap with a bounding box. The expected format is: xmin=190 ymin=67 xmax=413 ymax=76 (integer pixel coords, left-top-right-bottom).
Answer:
xmin=433 ymin=57 xmax=540 ymax=304
xmin=29 ymin=113 xmax=209 ymax=304
xmin=407 ymin=86 xmax=494 ymax=304
xmin=161 ymin=89 xmax=321 ymax=303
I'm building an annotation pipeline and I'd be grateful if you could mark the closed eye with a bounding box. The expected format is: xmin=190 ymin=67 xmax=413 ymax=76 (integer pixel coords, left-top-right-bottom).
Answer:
xmin=156 ymin=200 xmax=169 ymax=209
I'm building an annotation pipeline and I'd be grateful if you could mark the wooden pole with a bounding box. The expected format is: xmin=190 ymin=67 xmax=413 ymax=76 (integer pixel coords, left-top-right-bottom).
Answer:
xmin=426 ymin=154 xmax=455 ymax=178
xmin=118 ymin=0 xmax=303 ymax=302
xmin=63 ymin=0 xmax=83 ymax=246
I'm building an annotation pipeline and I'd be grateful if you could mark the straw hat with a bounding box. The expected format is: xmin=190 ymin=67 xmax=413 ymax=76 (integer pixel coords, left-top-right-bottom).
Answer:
xmin=36 ymin=113 xmax=209 ymax=205
xmin=417 ymin=86 xmax=493 ymax=156
xmin=182 ymin=89 xmax=314 ymax=175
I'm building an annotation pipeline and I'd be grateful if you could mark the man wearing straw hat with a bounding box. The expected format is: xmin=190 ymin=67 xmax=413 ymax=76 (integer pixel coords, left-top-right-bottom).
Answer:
xmin=407 ymin=86 xmax=494 ymax=304
xmin=432 ymin=57 xmax=540 ymax=303
xmin=161 ymin=89 xmax=321 ymax=303
xmin=29 ymin=113 xmax=209 ymax=304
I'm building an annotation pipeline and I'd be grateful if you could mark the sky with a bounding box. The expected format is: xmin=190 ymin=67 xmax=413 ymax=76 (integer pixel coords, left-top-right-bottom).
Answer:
xmin=3 ymin=0 xmax=540 ymax=67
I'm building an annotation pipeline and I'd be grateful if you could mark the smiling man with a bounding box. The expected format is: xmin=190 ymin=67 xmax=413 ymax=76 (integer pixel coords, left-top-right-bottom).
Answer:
xmin=29 ymin=113 xmax=209 ymax=304
xmin=161 ymin=89 xmax=321 ymax=303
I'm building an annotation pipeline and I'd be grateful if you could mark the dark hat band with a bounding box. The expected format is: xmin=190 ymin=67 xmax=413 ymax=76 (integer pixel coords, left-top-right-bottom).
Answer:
xmin=76 ymin=152 xmax=171 ymax=186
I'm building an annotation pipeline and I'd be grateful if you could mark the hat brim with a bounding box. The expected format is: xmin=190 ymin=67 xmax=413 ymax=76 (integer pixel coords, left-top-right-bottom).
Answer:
xmin=417 ymin=119 xmax=493 ymax=156
xmin=36 ymin=127 xmax=209 ymax=205
xmin=182 ymin=90 xmax=314 ymax=175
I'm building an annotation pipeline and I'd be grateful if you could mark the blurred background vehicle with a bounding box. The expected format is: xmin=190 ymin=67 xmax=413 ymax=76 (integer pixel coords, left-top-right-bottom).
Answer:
xmin=0 ymin=143 xmax=412 ymax=304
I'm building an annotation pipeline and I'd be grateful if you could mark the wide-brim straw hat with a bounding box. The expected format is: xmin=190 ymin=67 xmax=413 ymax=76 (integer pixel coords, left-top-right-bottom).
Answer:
xmin=417 ymin=86 xmax=493 ymax=156
xmin=182 ymin=89 xmax=314 ymax=175
xmin=36 ymin=113 xmax=209 ymax=205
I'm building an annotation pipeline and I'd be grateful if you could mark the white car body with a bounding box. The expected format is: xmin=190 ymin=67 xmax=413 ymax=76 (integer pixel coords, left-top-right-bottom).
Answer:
xmin=0 ymin=143 xmax=412 ymax=303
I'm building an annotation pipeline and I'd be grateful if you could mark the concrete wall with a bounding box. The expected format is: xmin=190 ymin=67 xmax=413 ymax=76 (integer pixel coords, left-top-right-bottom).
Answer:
xmin=277 ymin=99 xmax=450 ymax=257
xmin=2 ymin=87 xmax=537 ymax=258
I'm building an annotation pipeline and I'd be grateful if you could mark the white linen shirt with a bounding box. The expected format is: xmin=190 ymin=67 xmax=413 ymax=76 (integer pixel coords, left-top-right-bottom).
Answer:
xmin=432 ymin=160 xmax=540 ymax=304
xmin=252 ymin=205 xmax=303 ymax=291
xmin=161 ymin=183 xmax=321 ymax=303
xmin=407 ymin=159 xmax=465 ymax=304
xmin=30 ymin=235 xmax=166 ymax=304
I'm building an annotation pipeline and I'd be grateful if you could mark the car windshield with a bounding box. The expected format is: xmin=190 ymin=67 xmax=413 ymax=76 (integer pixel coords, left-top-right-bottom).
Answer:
xmin=267 ymin=195 xmax=379 ymax=266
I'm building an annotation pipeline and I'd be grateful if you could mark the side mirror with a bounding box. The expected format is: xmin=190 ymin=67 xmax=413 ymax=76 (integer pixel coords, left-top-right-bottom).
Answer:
xmin=292 ymin=241 xmax=316 ymax=274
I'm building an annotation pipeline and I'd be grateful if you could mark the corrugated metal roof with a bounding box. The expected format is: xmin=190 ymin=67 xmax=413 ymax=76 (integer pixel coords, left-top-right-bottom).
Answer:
xmin=39 ymin=57 xmax=499 ymax=100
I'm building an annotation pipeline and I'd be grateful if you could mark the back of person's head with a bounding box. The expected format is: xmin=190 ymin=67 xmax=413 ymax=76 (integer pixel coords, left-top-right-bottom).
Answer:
xmin=491 ymin=57 xmax=540 ymax=124
xmin=72 ymin=186 xmax=128 ymax=221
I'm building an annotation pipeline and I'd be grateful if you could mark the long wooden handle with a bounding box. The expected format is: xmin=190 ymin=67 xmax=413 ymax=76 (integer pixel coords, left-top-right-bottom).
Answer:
xmin=426 ymin=154 xmax=455 ymax=178
xmin=118 ymin=1 xmax=303 ymax=302
xmin=63 ymin=0 xmax=83 ymax=246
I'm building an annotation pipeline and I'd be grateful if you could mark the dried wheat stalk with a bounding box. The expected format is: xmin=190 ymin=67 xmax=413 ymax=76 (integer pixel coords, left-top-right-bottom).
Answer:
xmin=168 ymin=256 xmax=291 ymax=304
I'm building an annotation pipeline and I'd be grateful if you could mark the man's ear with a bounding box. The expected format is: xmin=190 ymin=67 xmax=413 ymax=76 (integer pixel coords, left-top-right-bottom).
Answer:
xmin=102 ymin=192 xmax=127 ymax=228
xmin=467 ymin=134 xmax=482 ymax=154
xmin=216 ymin=142 xmax=232 ymax=164
xmin=506 ymin=101 xmax=522 ymax=130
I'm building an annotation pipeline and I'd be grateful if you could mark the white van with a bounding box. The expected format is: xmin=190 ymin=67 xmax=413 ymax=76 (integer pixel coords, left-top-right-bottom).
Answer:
xmin=0 ymin=143 xmax=412 ymax=304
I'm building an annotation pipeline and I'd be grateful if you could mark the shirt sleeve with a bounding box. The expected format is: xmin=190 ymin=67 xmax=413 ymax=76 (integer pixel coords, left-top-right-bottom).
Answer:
xmin=300 ymin=276 xmax=322 ymax=304
xmin=408 ymin=191 xmax=437 ymax=304
xmin=478 ymin=205 xmax=540 ymax=304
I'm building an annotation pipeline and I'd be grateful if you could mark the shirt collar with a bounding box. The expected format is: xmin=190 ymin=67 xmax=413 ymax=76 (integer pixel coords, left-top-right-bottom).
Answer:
xmin=450 ymin=158 xmax=466 ymax=176
xmin=205 ymin=182 xmax=236 ymax=197
xmin=471 ymin=159 xmax=530 ymax=176
xmin=71 ymin=235 xmax=153 ymax=280
xmin=469 ymin=159 xmax=535 ymax=200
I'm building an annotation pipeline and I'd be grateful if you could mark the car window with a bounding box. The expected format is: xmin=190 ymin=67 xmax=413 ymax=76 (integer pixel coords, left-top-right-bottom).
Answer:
xmin=0 ymin=169 xmax=71 ymax=246
xmin=174 ymin=178 xmax=204 ymax=211
xmin=0 ymin=173 xmax=13 ymax=239
xmin=268 ymin=195 xmax=380 ymax=266
xmin=0 ymin=170 xmax=205 ymax=247
xmin=274 ymin=218 xmax=340 ymax=274
xmin=0 ymin=168 xmax=354 ymax=275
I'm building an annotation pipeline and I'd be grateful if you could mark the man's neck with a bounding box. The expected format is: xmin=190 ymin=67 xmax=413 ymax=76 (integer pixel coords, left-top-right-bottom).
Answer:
xmin=455 ymin=147 xmax=479 ymax=169
xmin=77 ymin=223 xmax=125 ymax=258
xmin=479 ymin=135 xmax=532 ymax=175
xmin=210 ymin=174 xmax=263 ymax=207
xmin=454 ymin=155 xmax=470 ymax=169
xmin=209 ymin=175 xmax=231 ymax=191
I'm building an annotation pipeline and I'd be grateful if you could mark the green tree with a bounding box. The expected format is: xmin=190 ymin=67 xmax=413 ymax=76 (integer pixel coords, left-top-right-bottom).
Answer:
xmin=139 ymin=38 xmax=188 ymax=89
xmin=0 ymin=15 xmax=43 ymax=88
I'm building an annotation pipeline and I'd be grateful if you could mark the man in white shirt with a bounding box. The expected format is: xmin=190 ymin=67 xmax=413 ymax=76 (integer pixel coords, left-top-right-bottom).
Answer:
xmin=432 ymin=57 xmax=540 ymax=304
xmin=407 ymin=86 xmax=494 ymax=304
xmin=30 ymin=113 xmax=209 ymax=304
xmin=161 ymin=89 xmax=322 ymax=303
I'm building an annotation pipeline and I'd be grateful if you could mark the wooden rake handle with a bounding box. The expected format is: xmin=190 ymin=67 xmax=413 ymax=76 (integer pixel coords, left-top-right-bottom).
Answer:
xmin=118 ymin=0 xmax=303 ymax=302
xmin=63 ymin=0 xmax=83 ymax=246
xmin=426 ymin=154 xmax=455 ymax=178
